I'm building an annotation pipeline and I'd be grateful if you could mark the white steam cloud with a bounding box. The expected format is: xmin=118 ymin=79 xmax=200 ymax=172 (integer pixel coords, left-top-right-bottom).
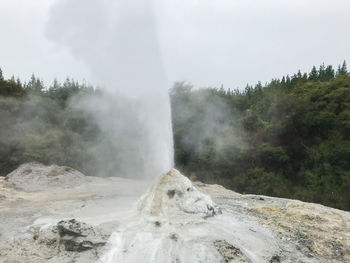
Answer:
xmin=46 ymin=0 xmax=174 ymax=178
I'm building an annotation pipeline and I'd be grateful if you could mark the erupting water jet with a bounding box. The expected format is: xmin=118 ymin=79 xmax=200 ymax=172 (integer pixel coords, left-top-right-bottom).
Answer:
xmin=47 ymin=0 xmax=174 ymax=179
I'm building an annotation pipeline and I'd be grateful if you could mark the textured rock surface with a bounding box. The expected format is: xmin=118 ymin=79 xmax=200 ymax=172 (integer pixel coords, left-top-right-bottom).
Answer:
xmin=5 ymin=162 xmax=91 ymax=192
xmin=198 ymin=183 xmax=350 ymax=263
xmin=0 ymin=163 xmax=349 ymax=263
xmin=0 ymin=220 xmax=108 ymax=263
xmin=214 ymin=240 xmax=249 ymax=263
xmin=56 ymin=219 xmax=108 ymax=252
xmin=138 ymin=169 xmax=220 ymax=218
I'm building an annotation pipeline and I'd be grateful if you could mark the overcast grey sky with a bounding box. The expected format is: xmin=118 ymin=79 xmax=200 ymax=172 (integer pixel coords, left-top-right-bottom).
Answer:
xmin=0 ymin=0 xmax=350 ymax=89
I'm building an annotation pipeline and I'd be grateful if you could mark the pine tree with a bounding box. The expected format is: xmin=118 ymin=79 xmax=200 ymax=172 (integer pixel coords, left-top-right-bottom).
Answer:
xmin=324 ymin=65 xmax=335 ymax=81
xmin=309 ymin=66 xmax=318 ymax=81
xmin=255 ymin=81 xmax=263 ymax=91
xmin=318 ymin=64 xmax=326 ymax=81
xmin=297 ymin=70 xmax=302 ymax=78
xmin=290 ymin=71 xmax=302 ymax=87
xmin=16 ymin=77 xmax=22 ymax=87
xmin=281 ymin=76 xmax=286 ymax=88
xmin=0 ymin=68 xmax=3 ymax=81
xmin=285 ymin=75 xmax=292 ymax=88
xmin=52 ymin=79 xmax=60 ymax=90
xmin=26 ymin=74 xmax=44 ymax=94
xmin=337 ymin=61 xmax=348 ymax=76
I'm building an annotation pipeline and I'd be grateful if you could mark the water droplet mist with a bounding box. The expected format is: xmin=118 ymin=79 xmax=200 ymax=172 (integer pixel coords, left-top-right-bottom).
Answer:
xmin=46 ymin=0 xmax=174 ymax=178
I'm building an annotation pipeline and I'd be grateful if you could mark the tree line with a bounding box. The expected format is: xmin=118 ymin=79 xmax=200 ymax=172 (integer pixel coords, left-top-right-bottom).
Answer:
xmin=0 ymin=71 xmax=99 ymax=177
xmin=171 ymin=62 xmax=350 ymax=211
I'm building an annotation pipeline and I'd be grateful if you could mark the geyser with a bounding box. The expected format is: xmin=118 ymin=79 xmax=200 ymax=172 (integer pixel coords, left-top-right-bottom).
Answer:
xmin=99 ymin=169 xmax=221 ymax=263
xmin=46 ymin=0 xmax=174 ymax=178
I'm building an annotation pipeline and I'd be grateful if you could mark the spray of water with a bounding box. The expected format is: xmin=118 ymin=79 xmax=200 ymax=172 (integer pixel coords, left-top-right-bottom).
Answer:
xmin=46 ymin=0 xmax=174 ymax=179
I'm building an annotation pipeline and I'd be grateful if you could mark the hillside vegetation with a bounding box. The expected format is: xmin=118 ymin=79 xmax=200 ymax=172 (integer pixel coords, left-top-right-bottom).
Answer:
xmin=171 ymin=62 xmax=350 ymax=210
xmin=0 ymin=63 xmax=349 ymax=210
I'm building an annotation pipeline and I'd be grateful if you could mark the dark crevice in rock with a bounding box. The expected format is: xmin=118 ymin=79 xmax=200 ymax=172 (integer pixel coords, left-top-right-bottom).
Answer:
xmin=269 ymin=255 xmax=281 ymax=263
xmin=167 ymin=190 xmax=176 ymax=198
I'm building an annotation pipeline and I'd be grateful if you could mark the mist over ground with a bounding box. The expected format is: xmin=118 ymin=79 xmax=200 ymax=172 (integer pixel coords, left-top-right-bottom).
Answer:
xmin=1 ymin=60 xmax=350 ymax=210
xmin=0 ymin=0 xmax=349 ymax=211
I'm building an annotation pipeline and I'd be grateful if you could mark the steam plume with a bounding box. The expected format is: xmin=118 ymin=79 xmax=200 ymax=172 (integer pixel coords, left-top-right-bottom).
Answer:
xmin=46 ymin=0 xmax=174 ymax=178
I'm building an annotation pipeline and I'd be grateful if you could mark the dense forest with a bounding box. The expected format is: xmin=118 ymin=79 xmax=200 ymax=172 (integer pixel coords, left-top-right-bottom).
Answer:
xmin=172 ymin=62 xmax=350 ymax=211
xmin=0 ymin=71 xmax=100 ymax=177
xmin=0 ymin=63 xmax=349 ymax=210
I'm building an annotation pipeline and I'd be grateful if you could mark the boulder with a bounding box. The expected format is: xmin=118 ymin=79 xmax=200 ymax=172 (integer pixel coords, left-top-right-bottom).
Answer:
xmin=56 ymin=219 xmax=107 ymax=252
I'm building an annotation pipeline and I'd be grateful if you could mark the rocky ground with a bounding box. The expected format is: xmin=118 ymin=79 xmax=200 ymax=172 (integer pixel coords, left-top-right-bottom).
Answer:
xmin=0 ymin=163 xmax=349 ymax=263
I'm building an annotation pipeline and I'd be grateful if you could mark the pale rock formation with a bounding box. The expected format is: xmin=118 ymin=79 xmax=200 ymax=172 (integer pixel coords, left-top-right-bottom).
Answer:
xmin=138 ymin=169 xmax=220 ymax=218
xmin=0 ymin=163 xmax=349 ymax=263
